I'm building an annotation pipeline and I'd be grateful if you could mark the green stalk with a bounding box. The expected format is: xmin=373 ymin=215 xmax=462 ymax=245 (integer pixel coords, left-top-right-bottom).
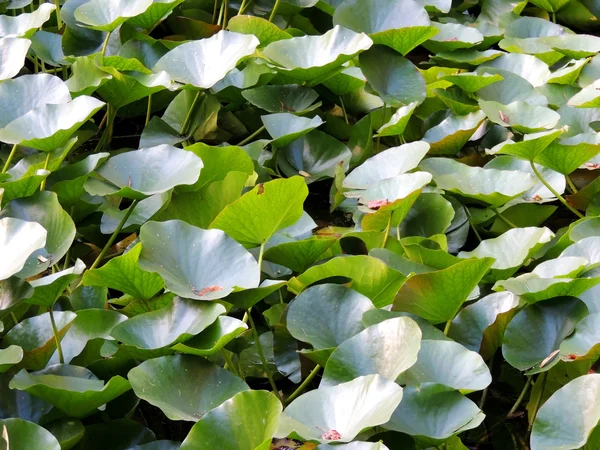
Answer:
xmin=222 ymin=0 xmax=229 ymax=27
xmin=566 ymin=175 xmax=578 ymax=194
xmin=268 ymin=0 xmax=282 ymax=22
xmin=492 ymin=207 xmax=518 ymax=229
xmin=49 ymin=308 xmax=65 ymax=364
xmin=285 ymin=364 xmax=322 ymax=404
xmin=145 ymin=94 xmax=153 ymax=127
xmin=212 ymin=0 xmax=220 ymax=24
xmin=101 ymin=32 xmax=111 ymax=57
xmin=508 ymin=376 xmax=533 ymax=417
xmin=238 ymin=0 xmax=249 ymax=15
xmin=551 ymin=11 xmax=556 ymax=23
xmin=89 ymin=199 xmax=139 ymax=270
xmin=248 ymin=311 xmax=283 ymax=404
xmin=10 ymin=312 xmax=19 ymax=327
xmin=464 ymin=206 xmax=483 ymax=242
xmin=527 ymin=372 xmax=548 ymax=433
xmin=238 ymin=125 xmax=265 ymax=146
xmin=530 ymin=161 xmax=584 ymax=219
xmin=180 ymin=91 xmax=202 ymax=137
xmin=54 ymin=0 xmax=63 ymax=30
xmin=39 ymin=153 xmax=51 ymax=191
xmin=340 ymin=96 xmax=349 ymax=124
xmin=1 ymin=144 xmax=18 ymax=174
xmin=443 ymin=319 xmax=452 ymax=336
xmin=217 ymin=1 xmax=225 ymax=28
xmin=382 ymin=215 xmax=392 ymax=248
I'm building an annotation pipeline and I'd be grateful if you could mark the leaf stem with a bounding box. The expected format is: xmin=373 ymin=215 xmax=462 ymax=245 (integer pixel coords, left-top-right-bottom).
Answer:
xmin=222 ymin=349 xmax=238 ymax=376
xmin=238 ymin=125 xmax=265 ymax=146
xmin=101 ymin=32 xmax=111 ymax=57
xmin=382 ymin=214 xmax=392 ymax=248
xmin=566 ymin=175 xmax=578 ymax=194
xmin=1 ymin=144 xmax=18 ymax=173
xmin=54 ymin=0 xmax=62 ymax=30
xmin=464 ymin=206 xmax=482 ymax=242
xmin=212 ymin=0 xmax=219 ymax=24
xmin=285 ymin=364 xmax=322 ymax=404
xmin=10 ymin=312 xmax=18 ymax=327
xmin=247 ymin=311 xmax=283 ymax=404
xmin=89 ymin=199 xmax=139 ymax=270
xmin=479 ymin=355 xmax=495 ymax=409
xmin=222 ymin=0 xmax=229 ymax=27
xmin=443 ymin=319 xmax=452 ymax=336
xmin=179 ymin=91 xmax=201 ymax=137
xmin=340 ymin=96 xmax=349 ymax=124
xmin=507 ymin=375 xmax=532 ymax=417
xmin=49 ymin=308 xmax=65 ymax=364
xmin=527 ymin=372 xmax=548 ymax=433
xmin=145 ymin=94 xmax=152 ymax=127
xmin=551 ymin=11 xmax=556 ymax=23
xmin=238 ymin=0 xmax=249 ymax=15
xmin=492 ymin=207 xmax=518 ymax=229
xmin=530 ymin=161 xmax=584 ymax=219
xmin=39 ymin=152 xmax=51 ymax=191
xmin=268 ymin=0 xmax=282 ymax=22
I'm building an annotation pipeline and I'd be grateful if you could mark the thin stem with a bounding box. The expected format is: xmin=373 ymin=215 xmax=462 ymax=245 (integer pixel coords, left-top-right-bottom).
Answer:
xmin=2 ymin=144 xmax=18 ymax=173
xmin=89 ymin=200 xmax=139 ymax=270
xmin=248 ymin=311 xmax=283 ymax=404
xmin=339 ymin=96 xmax=349 ymax=124
xmin=479 ymin=355 xmax=495 ymax=409
xmin=238 ymin=125 xmax=265 ymax=146
xmin=145 ymin=94 xmax=153 ymax=127
xmin=49 ymin=308 xmax=65 ymax=364
xmin=212 ymin=0 xmax=220 ymax=24
xmin=382 ymin=214 xmax=392 ymax=248
xmin=101 ymin=32 xmax=111 ymax=57
xmin=566 ymin=175 xmax=578 ymax=194
xmin=39 ymin=152 xmax=51 ymax=191
xmin=180 ymin=91 xmax=201 ymax=137
xmin=508 ymin=376 xmax=533 ymax=417
xmin=238 ymin=0 xmax=249 ymax=15
xmin=222 ymin=350 xmax=238 ymax=376
xmin=492 ymin=207 xmax=518 ymax=229
xmin=222 ymin=0 xmax=229 ymax=27
xmin=268 ymin=0 xmax=282 ymax=22
xmin=551 ymin=11 xmax=556 ymax=23
xmin=396 ymin=225 xmax=401 ymax=241
xmin=443 ymin=319 xmax=452 ymax=336
xmin=10 ymin=312 xmax=18 ymax=327
xmin=54 ymin=0 xmax=62 ymax=30
xmin=285 ymin=364 xmax=322 ymax=404
xmin=464 ymin=207 xmax=482 ymax=242
xmin=62 ymin=206 xmax=75 ymax=271
xmin=530 ymin=161 xmax=584 ymax=219
xmin=217 ymin=0 xmax=225 ymax=28
xmin=527 ymin=372 xmax=548 ymax=433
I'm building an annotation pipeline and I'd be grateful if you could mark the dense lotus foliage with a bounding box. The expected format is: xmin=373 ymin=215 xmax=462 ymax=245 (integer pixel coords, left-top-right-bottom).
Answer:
xmin=3 ymin=0 xmax=600 ymax=448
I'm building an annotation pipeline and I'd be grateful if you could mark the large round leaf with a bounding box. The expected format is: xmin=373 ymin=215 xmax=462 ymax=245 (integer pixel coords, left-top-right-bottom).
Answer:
xmin=110 ymin=297 xmax=225 ymax=349
xmin=531 ymin=374 xmax=600 ymax=450
xmin=278 ymin=374 xmax=403 ymax=443
xmin=0 ymin=418 xmax=60 ymax=450
xmin=241 ymin=84 xmax=318 ymax=113
xmin=128 ymin=355 xmax=249 ymax=422
xmin=180 ymin=390 xmax=282 ymax=450
xmin=479 ymin=100 xmax=560 ymax=134
xmin=86 ymin=145 xmax=203 ymax=200
xmin=74 ymin=0 xmax=154 ymax=32
xmin=0 ymin=192 xmax=75 ymax=278
xmin=153 ymin=31 xmax=259 ymax=89
xmin=321 ymin=317 xmax=422 ymax=387
xmin=0 ymin=3 xmax=55 ymax=38
xmin=0 ymin=37 xmax=30 ymax=81
xmin=262 ymin=113 xmax=323 ymax=148
xmin=139 ymin=220 xmax=259 ymax=300
xmin=262 ymin=25 xmax=372 ymax=82
xmin=0 ymin=218 xmax=46 ymax=281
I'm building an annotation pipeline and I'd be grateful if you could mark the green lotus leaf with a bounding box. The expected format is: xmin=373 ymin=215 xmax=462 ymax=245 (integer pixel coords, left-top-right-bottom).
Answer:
xmin=398 ymin=340 xmax=491 ymax=392
xmin=384 ymin=383 xmax=485 ymax=442
xmin=64 ymin=55 xmax=112 ymax=96
xmin=392 ymin=258 xmax=494 ymax=324
xmin=153 ymin=31 xmax=259 ymax=88
xmin=180 ymin=390 xmax=281 ymax=450
xmin=0 ymin=3 xmax=55 ymax=38
xmin=419 ymin=158 xmax=537 ymax=207
xmin=0 ymin=37 xmax=30 ymax=81
xmin=83 ymin=243 xmax=164 ymax=300
xmin=126 ymin=0 xmax=185 ymax=30
xmin=210 ymin=176 xmax=308 ymax=246
xmin=241 ymin=84 xmax=318 ymax=113
xmin=171 ymin=316 xmax=248 ymax=356
xmin=27 ymin=259 xmax=85 ymax=307
xmin=74 ymin=0 xmax=153 ymax=32
xmin=1 ymin=311 xmax=75 ymax=370
xmin=475 ymin=67 xmax=547 ymax=106
xmin=441 ymin=72 xmax=503 ymax=93
xmin=531 ymin=373 xmax=600 ymax=450
xmin=333 ymin=0 xmax=436 ymax=55
xmin=375 ymin=102 xmax=418 ymax=137
xmin=560 ymin=313 xmax=600 ymax=360
xmin=74 ymin=419 xmax=154 ymax=450
xmin=362 ymin=309 xmax=451 ymax=341
xmin=287 ymin=284 xmax=374 ymax=351
xmin=399 ymin=192 xmax=455 ymax=238
xmin=431 ymin=49 xmax=504 ymax=67
xmin=212 ymin=59 xmax=276 ymax=93
xmin=47 ymin=309 xmax=126 ymax=365
xmin=1 ymin=192 xmax=75 ymax=278
xmin=502 ymin=297 xmax=588 ymax=374
xmin=459 ymin=227 xmax=554 ymax=281
xmin=567 ymin=81 xmax=600 ymax=108
xmin=433 ymin=87 xmax=481 ymax=116
xmin=0 ymin=346 xmax=23 ymax=373
xmin=359 ymin=46 xmax=426 ymax=106
xmin=45 ymin=419 xmax=84 ymax=450
xmin=423 ymin=111 xmax=486 ymax=155
xmin=544 ymin=34 xmax=600 ymax=59
xmin=0 ymin=218 xmax=46 ymax=281
xmin=225 ymin=279 xmax=286 ymax=310
xmin=262 ymin=113 xmax=324 ymax=148
xmin=579 ymin=53 xmax=600 ymax=87
xmin=288 ymin=256 xmax=406 ymax=308
xmin=278 ymin=375 xmax=403 ymax=443
xmin=483 ymin=53 xmax=550 ymax=87
xmin=486 ymin=129 xmax=564 ymax=162
xmin=263 ymin=237 xmax=336 ymax=273
xmin=322 ymin=66 xmax=366 ymax=96
xmin=0 ymin=418 xmax=60 ymax=450
xmin=354 ymin=172 xmax=432 ymax=206
xmin=9 ymin=365 xmax=131 ymax=418
xmin=99 ymin=191 xmax=170 ymax=234
xmin=549 ymin=58 xmax=589 ymax=85
xmin=561 ymin=236 xmax=600 ymax=266
xmin=109 ymin=296 xmax=225 ymax=350
xmin=422 ymin=23 xmax=483 ymax=54
xmin=128 ymin=354 xmax=249 ymax=422
xmin=321 ymin=316 xmax=422 ymax=387
xmin=537 ymin=133 xmax=600 ymax=174
xmin=479 ymin=100 xmax=560 ymax=134
xmin=449 ymin=291 xmax=521 ymax=360
xmin=227 ymin=15 xmax=292 ymax=46
xmin=343 ymin=141 xmax=429 ymax=190
xmin=85 ymin=145 xmax=203 ymax=200
xmin=262 ymin=25 xmax=372 ymax=82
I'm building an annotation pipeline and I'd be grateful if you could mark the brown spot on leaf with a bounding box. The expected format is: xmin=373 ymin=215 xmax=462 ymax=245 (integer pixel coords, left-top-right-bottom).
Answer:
xmin=540 ymin=349 xmax=560 ymax=368
xmin=367 ymin=199 xmax=391 ymax=210
xmin=193 ymin=285 xmax=223 ymax=296
xmin=280 ymin=101 xmax=295 ymax=112
xmin=499 ymin=110 xmax=510 ymax=124
xmin=299 ymin=170 xmax=311 ymax=178
xmin=257 ymin=184 xmax=265 ymax=195
xmin=321 ymin=430 xmax=341 ymax=441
